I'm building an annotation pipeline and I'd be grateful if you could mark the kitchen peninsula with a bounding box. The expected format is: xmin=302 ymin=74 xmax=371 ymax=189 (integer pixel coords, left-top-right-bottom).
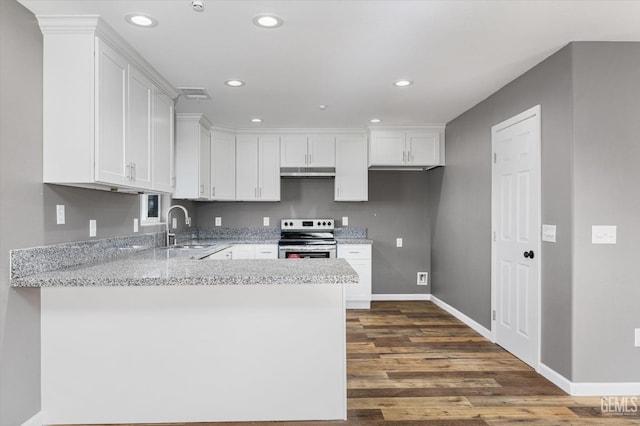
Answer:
xmin=12 ymin=239 xmax=357 ymax=424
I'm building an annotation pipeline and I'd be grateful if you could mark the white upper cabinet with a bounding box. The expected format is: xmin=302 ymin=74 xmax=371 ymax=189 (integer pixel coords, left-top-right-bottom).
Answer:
xmin=174 ymin=114 xmax=212 ymax=200
xmin=335 ymin=135 xmax=368 ymax=201
xmin=126 ymin=65 xmax=154 ymax=190
xmin=280 ymin=135 xmax=335 ymax=168
xmin=152 ymin=88 xmax=175 ymax=193
xmin=38 ymin=16 xmax=178 ymax=193
xmin=369 ymin=127 xmax=445 ymax=168
xmin=236 ymin=135 xmax=280 ymax=201
xmin=211 ymin=130 xmax=236 ymax=201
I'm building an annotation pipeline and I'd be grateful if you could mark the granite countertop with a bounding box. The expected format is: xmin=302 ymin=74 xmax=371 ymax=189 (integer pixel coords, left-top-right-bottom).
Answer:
xmin=336 ymin=238 xmax=373 ymax=244
xmin=12 ymin=245 xmax=358 ymax=288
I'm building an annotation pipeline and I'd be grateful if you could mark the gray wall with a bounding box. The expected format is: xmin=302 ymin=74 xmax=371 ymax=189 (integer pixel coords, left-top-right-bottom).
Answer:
xmin=571 ymin=42 xmax=640 ymax=382
xmin=197 ymin=172 xmax=431 ymax=295
xmin=429 ymin=45 xmax=575 ymax=378
xmin=0 ymin=2 xmax=163 ymax=423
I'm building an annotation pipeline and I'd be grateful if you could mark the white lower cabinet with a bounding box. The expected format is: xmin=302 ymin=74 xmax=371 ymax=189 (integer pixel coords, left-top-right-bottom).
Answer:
xmin=231 ymin=244 xmax=278 ymax=260
xmin=206 ymin=247 xmax=232 ymax=260
xmin=337 ymin=244 xmax=372 ymax=309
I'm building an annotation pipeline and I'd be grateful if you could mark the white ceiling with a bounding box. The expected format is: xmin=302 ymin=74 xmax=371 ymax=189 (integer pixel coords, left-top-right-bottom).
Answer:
xmin=19 ymin=0 xmax=640 ymax=129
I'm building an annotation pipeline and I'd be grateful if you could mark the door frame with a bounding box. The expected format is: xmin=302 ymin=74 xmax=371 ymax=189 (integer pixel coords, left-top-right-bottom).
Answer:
xmin=490 ymin=104 xmax=542 ymax=369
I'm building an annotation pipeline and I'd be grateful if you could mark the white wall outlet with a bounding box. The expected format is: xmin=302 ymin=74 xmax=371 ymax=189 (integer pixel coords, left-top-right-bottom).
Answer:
xmin=263 ymin=217 xmax=270 ymax=226
xmin=56 ymin=205 xmax=65 ymax=225
xmin=89 ymin=220 xmax=96 ymax=237
xmin=635 ymin=328 xmax=640 ymax=347
xmin=342 ymin=216 xmax=349 ymax=226
xmin=542 ymin=224 xmax=556 ymax=243
xmin=592 ymin=225 xmax=617 ymax=244
xmin=215 ymin=217 xmax=222 ymax=227
xmin=172 ymin=217 xmax=177 ymax=229
xmin=417 ymin=272 xmax=428 ymax=286
xmin=396 ymin=238 xmax=403 ymax=248
xmin=133 ymin=218 xmax=139 ymax=233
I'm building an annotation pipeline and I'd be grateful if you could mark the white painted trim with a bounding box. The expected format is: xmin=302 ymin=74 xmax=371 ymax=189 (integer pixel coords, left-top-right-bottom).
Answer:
xmin=20 ymin=411 xmax=43 ymax=426
xmin=537 ymin=363 xmax=640 ymax=396
xmin=571 ymin=382 xmax=640 ymax=396
xmin=371 ymin=294 xmax=431 ymax=301
xmin=537 ymin=363 xmax=572 ymax=394
xmin=429 ymin=295 xmax=493 ymax=341
xmin=236 ymin=128 xmax=367 ymax=136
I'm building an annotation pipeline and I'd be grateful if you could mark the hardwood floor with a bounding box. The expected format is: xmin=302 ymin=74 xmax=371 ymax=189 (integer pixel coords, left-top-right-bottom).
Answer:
xmin=66 ymin=301 xmax=640 ymax=426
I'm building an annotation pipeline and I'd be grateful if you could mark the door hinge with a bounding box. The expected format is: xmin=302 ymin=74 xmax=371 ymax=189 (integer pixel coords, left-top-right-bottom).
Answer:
xmin=492 ymin=310 xmax=496 ymax=321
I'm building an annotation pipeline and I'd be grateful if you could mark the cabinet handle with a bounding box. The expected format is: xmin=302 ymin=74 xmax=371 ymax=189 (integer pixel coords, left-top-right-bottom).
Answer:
xmin=403 ymin=151 xmax=406 ymax=163
xmin=408 ymin=151 xmax=413 ymax=163
xmin=200 ymin=184 xmax=204 ymax=195
xmin=131 ymin=162 xmax=136 ymax=181
xmin=259 ymin=187 xmax=262 ymax=198
xmin=212 ymin=186 xmax=216 ymax=197
xmin=308 ymin=154 xmax=312 ymax=165
xmin=254 ymin=187 xmax=257 ymax=198
xmin=125 ymin=163 xmax=131 ymax=180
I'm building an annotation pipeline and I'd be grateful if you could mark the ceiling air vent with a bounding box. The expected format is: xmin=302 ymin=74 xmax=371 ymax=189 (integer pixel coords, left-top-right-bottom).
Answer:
xmin=177 ymin=87 xmax=210 ymax=100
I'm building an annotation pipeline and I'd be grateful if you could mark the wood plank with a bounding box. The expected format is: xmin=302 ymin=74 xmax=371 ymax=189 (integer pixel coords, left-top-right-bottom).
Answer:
xmin=381 ymin=406 xmax=579 ymax=421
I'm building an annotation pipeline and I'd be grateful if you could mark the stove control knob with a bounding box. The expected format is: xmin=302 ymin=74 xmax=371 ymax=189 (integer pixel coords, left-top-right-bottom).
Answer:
xmin=317 ymin=221 xmax=321 ymax=226
xmin=327 ymin=221 xmax=332 ymax=226
xmin=322 ymin=221 xmax=327 ymax=226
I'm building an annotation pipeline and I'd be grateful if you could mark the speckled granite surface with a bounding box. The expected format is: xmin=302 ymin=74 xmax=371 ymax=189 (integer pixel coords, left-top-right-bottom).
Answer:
xmin=12 ymin=247 xmax=358 ymax=287
xmin=334 ymin=227 xmax=367 ymax=239
xmin=336 ymin=239 xmax=373 ymax=244
xmin=10 ymin=233 xmax=163 ymax=279
xmin=198 ymin=227 xmax=280 ymax=240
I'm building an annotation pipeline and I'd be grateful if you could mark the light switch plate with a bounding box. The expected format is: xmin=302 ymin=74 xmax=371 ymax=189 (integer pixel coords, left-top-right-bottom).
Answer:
xmin=56 ymin=205 xmax=65 ymax=225
xmin=542 ymin=224 xmax=556 ymax=243
xmin=592 ymin=225 xmax=617 ymax=244
xmin=215 ymin=217 xmax=222 ymax=227
xmin=89 ymin=220 xmax=96 ymax=237
xmin=396 ymin=238 xmax=403 ymax=248
xmin=635 ymin=328 xmax=640 ymax=347
xmin=342 ymin=216 xmax=349 ymax=226
xmin=263 ymin=217 xmax=270 ymax=226
xmin=133 ymin=218 xmax=139 ymax=233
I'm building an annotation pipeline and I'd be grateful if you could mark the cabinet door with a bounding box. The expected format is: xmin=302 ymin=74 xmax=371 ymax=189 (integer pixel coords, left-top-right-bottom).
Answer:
xmin=280 ymin=135 xmax=308 ymax=167
xmin=198 ymin=127 xmax=211 ymax=199
xmin=152 ymin=88 xmax=175 ymax=193
xmin=254 ymin=244 xmax=278 ymax=259
xmin=335 ymin=135 xmax=368 ymax=201
xmin=231 ymin=245 xmax=255 ymax=260
xmin=407 ymin=131 xmax=440 ymax=166
xmin=211 ymin=131 xmax=236 ymax=200
xmin=258 ymin=136 xmax=281 ymax=201
xmin=127 ymin=66 xmax=153 ymax=189
xmin=338 ymin=244 xmax=372 ymax=309
xmin=95 ymin=39 xmax=128 ymax=186
xmin=308 ymin=135 xmax=335 ymax=167
xmin=236 ymin=136 xmax=259 ymax=200
xmin=369 ymin=130 xmax=406 ymax=165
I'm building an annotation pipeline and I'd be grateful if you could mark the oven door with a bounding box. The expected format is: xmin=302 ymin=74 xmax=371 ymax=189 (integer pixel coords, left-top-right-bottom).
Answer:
xmin=278 ymin=244 xmax=337 ymax=259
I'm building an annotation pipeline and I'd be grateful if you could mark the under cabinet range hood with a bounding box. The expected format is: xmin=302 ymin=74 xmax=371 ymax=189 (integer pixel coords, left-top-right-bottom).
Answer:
xmin=280 ymin=167 xmax=336 ymax=178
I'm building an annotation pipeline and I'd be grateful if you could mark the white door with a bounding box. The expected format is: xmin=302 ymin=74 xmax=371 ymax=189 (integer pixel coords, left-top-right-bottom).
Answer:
xmin=280 ymin=135 xmax=308 ymax=167
xmin=127 ymin=66 xmax=153 ymax=190
xmin=335 ymin=135 xmax=368 ymax=201
xmin=151 ymin=88 xmax=175 ymax=193
xmin=308 ymin=135 xmax=335 ymax=167
xmin=257 ymin=136 xmax=280 ymax=201
xmin=236 ymin=136 xmax=259 ymax=200
xmin=406 ymin=131 xmax=439 ymax=166
xmin=211 ymin=131 xmax=236 ymax=200
xmin=492 ymin=105 xmax=541 ymax=369
xmin=198 ymin=127 xmax=211 ymax=199
xmin=95 ymin=39 xmax=128 ymax=186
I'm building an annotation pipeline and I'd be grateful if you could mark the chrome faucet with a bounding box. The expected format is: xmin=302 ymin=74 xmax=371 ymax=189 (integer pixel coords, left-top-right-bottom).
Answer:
xmin=165 ymin=205 xmax=191 ymax=246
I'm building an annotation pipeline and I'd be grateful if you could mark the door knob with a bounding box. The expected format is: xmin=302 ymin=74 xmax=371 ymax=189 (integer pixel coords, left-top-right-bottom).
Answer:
xmin=524 ymin=250 xmax=535 ymax=259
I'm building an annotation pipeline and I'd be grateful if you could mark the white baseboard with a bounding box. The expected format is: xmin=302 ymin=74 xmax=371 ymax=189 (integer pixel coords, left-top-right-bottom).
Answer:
xmin=371 ymin=294 xmax=431 ymax=301
xmin=429 ymin=295 xmax=493 ymax=341
xmin=346 ymin=300 xmax=371 ymax=309
xmin=21 ymin=411 xmax=42 ymax=426
xmin=538 ymin=362 xmax=640 ymax=396
xmin=571 ymin=381 xmax=640 ymax=396
xmin=537 ymin=362 xmax=572 ymax=394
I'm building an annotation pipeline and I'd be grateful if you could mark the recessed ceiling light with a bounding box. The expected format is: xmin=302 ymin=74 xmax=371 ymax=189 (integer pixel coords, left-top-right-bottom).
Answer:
xmin=253 ymin=14 xmax=284 ymax=28
xmin=225 ymin=80 xmax=246 ymax=87
xmin=394 ymin=80 xmax=413 ymax=87
xmin=251 ymin=118 xmax=263 ymax=123
xmin=319 ymin=105 xmax=327 ymax=110
xmin=370 ymin=118 xmax=382 ymax=123
xmin=125 ymin=14 xmax=158 ymax=28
